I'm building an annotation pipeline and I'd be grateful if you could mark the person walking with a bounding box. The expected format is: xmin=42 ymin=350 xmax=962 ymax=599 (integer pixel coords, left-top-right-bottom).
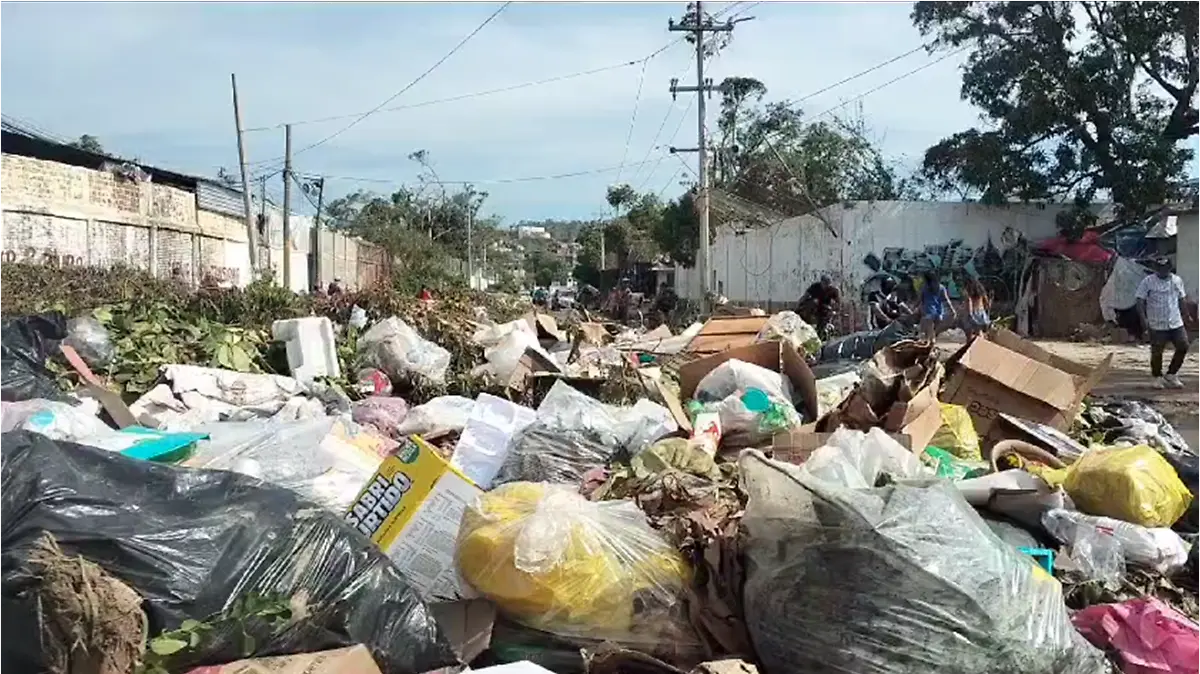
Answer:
xmin=919 ymin=270 xmax=956 ymax=344
xmin=962 ymin=277 xmax=991 ymax=339
xmin=1135 ymin=258 xmax=1190 ymax=389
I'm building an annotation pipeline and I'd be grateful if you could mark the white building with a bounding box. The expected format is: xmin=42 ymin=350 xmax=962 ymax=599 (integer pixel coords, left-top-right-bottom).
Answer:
xmin=516 ymin=225 xmax=551 ymax=240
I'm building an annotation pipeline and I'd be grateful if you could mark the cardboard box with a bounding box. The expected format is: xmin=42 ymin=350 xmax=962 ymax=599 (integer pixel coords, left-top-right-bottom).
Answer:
xmin=942 ymin=328 xmax=1111 ymax=446
xmin=430 ymin=598 xmax=497 ymax=665
xmin=184 ymin=645 xmax=381 ymax=674
xmin=683 ymin=316 xmax=770 ymax=356
xmin=671 ymin=340 xmax=819 ymax=432
xmin=344 ymin=435 xmax=481 ymax=601
xmin=770 ymin=427 xmax=911 ymax=466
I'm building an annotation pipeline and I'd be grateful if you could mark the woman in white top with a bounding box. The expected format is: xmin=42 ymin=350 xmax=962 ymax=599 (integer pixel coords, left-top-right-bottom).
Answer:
xmin=1135 ymin=258 xmax=1190 ymax=389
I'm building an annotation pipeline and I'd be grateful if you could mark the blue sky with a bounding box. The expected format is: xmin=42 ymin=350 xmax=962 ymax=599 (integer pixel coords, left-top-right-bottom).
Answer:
xmin=1 ymin=1 xmax=982 ymax=223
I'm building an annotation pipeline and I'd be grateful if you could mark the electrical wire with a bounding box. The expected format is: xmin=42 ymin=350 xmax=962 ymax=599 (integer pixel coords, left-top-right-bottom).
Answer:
xmin=249 ymin=1 xmax=512 ymax=175
xmin=297 ymin=155 xmax=667 ymax=188
xmin=615 ymin=58 xmax=650 ymax=184
xmin=806 ymin=45 xmax=968 ymax=122
xmin=793 ymin=43 xmax=929 ymax=106
xmin=636 ymin=95 xmax=694 ymax=193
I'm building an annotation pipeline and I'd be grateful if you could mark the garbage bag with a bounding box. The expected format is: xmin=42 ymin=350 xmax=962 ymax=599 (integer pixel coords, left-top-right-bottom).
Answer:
xmin=1062 ymin=445 xmax=1193 ymax=527
xmin=0 ymin=431 xmax=456 ymax=674
xmin=817 ymin=321 xmax=913 ymax=363
xmin=63 ymin=315 xmax=114 ymax=369
xmin=1072 ymin=598 xmax=1198 ymax=674
xmin=756 ymin=311 xmax=820 ymax=356
xmin=797 ymin=427 xmax=930 ymax=489
xmin=693 ymin=360 xmax=803 ymax=447
xmin=358 ymin=316 xmax=451 ymax=384
xmin=1 ymin=398 xmax=112 ymax=441
xmin=352 ymin=395 xmax=411 ymax=438
xmin=0 ymin=312 xmax=70 ymax=402
xmin=738 ymin=448 xmax=1109 ymax=674
xmin=394 ymin=395 xmax=475 ymax=439
xmin=455 ymin=483 xmax=700 ymax=658
xmin=1042 ymin=508 xmax=1190 ymax=575
xmin=929 ymin=403 xmax=983 ymax=461
xmin=495 ymin=423 xmax=613 ymax=486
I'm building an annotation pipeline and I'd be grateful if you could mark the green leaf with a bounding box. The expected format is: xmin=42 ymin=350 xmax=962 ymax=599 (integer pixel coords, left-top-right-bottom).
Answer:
xmin=215 ymin=344 xmax=234 ymax=369
xmin=179 ymin=619 xmax=202 ymax=632
xmin=230 ymin=345 xmax=253 ymax=372
xmin=149 ymin=637 xmax=189 ymax=656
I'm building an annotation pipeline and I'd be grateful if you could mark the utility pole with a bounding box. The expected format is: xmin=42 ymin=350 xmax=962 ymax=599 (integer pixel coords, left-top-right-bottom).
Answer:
xmin=467 ymin=207 xmax=475 ymax=289
xmin=282 ymin=123 xmax=293 ymax=290
xmin=310 ymin=177 xmax=325 ymax=290
xmin=230 ymin=73 xmax=258 ymax=277
xmin=669 ymin=2 xmax=735 ymax=310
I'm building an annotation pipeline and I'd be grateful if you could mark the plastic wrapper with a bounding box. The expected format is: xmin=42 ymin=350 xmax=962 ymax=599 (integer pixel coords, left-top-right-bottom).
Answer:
xmin=738 ymin=447 xmax=1109 ymax=674
xmin=352 ymin=395 xmax=410 ymax=438
xmin=394 ymin=395 xmax=475 ymax=439
xmin=1072 ymin=598 xmax=1198 ymax=674
xmin=63 ymin=315 xmax=114 ymax=368
xmin=472 ymin=319 xmax=537 ymax=349
xmin=455 ymin=483 xmax=700 ymax=659
xmin=0 ymin=431 xmax=456 ymax=674
xmin=1 ymin=398 xmax=111 ymax=441
xmin=815 ymin=370 xmax=860 ymax=418
xmin=450 ymin=394 xmax=537 ymax=489
xmin=1056 ymin=514 xmax=1126 ymax=584
xmin=349 ymin=304 xmax=369 ymax=329
xmin=922 ymin=446 xmax=988 ymax=481
xmin=1042 ymin=508 xmax=1190 ymax=575
xmin=185 ymin=416 xmax=384 ymax=514
xmin=533 ymin=381 xmax=626 ymax=448
xmin=358 ymin=316 xmax=451 ymax=384
xmin=1062 ymin=445 xmax=1193 ymax=527
xmin=756 ymin=311 xmax=821 ymax=355
xmin=817 ymin=321 xmax=913 ymax=363
xmin=929 ymin=403 xmax=983 ymax=461
xmin=0 ymin=312 xmax=71 ymax=402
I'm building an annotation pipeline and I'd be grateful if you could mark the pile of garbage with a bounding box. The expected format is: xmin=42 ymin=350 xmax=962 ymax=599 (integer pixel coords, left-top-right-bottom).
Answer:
xmin=2 ymin=295 xmax=1197 ymax=674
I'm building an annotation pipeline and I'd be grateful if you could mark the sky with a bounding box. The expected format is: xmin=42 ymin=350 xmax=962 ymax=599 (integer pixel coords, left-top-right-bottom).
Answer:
xmin=0 ymin=1 xmax=983 ymax=224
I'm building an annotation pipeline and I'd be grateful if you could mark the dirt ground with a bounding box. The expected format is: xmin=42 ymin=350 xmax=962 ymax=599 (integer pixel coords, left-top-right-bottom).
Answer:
xmin=940 ymin=335 xmax=1200 ymax=450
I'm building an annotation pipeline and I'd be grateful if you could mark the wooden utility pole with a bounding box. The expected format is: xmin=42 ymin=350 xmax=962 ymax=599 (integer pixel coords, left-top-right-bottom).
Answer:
xmin=282 ymin=124 xmax=293 ymax=290
xmin=230 ymin=73 xmax=258 ymax=276
xmin=311 ymin=177 xmax=326 ymax=289
xmin=669 ymin=2 xmax=736 ymax=310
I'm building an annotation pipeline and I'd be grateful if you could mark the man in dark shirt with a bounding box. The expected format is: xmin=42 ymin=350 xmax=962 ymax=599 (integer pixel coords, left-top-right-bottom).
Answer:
xmin=798 ymin=275 xmax=841 ymax=332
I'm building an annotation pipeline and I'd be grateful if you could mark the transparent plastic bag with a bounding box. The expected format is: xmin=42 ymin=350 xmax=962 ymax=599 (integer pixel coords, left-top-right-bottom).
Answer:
xmin=351 ymin=396 xmax=410 ymax=438
xmin=1059 ymin=516 xmax=1126 ymax=584
xmin=738 ymin=448 xmax=1109 ymax=674
xmin=1062 ymin=445 xmax=1193 ymax=527
xmin=394 ymin=395 xmax=475 ymax=439
xmin=535 ymin=381 xmax=625 ymax=449
xmin=455 ymin=483 xmax=700 ymax=658
xmin=1042 ymin=508 xmax=1190 ymax=575
xmin=693 ymin=360 xmax=802 ymax=447
xmin=358 ymin=316 xmax=451 ymax=384
xmin=929 ymin=403 xmax=982 ymax=461
xmin=64 ymin=315 xmax=114 ymax=368
xmin=1 ymin=398 xmax=111 ymax=441
xmin=756 ymin=311 xmax=821 ymax=356
xmin=797 ymin=427 xmax=930 ymax=489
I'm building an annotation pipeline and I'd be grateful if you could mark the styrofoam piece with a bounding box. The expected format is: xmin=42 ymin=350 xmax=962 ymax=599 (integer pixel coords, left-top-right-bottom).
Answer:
xmin=271 ymin=317 xmax=341 ymax=383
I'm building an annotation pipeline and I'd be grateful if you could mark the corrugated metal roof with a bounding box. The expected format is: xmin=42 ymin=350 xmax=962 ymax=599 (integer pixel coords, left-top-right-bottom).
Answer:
xmin=196 ymin=181 xmax=249 ymax=219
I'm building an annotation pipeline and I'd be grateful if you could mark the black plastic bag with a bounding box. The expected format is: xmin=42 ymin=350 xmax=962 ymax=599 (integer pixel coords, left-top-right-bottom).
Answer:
xmin=818 ymin=321 xmax=913 ymax=363
xmin=494 ymin=423 xmax=614 ymax=486
xmin=0 ymin=431 xmax=457 ymax=674
xmin=1 ymin=312 xmax=70 ymax=402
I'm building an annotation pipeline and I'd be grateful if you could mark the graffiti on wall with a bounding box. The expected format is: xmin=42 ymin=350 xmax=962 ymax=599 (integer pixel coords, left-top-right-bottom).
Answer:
xmin=2 ymin=247 xmax=85 ymax=267
xmin=860 ymin=227 xmax=1029 ymax=304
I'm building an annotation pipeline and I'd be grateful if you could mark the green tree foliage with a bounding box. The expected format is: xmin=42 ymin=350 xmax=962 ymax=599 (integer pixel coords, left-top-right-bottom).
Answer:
xmin=69 ymin=134 xmax=104 ymax=155
xmin=573 ymin=222 xmax=605 ymax=287
xmin=524 ymin=249 xmax=568 ymax=287
xmin=605 ymin=183 xmax=638 ymax=213
xmin=911 ymin=1 xmax=1198 ymax=221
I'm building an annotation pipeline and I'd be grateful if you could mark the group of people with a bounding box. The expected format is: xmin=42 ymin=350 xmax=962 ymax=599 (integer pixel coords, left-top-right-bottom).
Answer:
xmin=798 ymin=271 xmax=993 ymax=343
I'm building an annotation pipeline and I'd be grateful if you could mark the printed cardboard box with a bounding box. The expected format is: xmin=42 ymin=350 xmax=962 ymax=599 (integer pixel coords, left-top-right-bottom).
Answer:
xmin=184 ymin=645 xmax=380 ymax=674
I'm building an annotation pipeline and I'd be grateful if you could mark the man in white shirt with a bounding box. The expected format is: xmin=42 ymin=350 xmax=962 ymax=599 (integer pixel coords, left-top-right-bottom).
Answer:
xmin=1135 ymin=258 xmax=1190 ymax=389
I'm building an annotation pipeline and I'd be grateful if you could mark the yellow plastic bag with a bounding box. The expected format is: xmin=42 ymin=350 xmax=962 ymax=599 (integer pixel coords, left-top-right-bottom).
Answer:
xmin=929 ymin=403 xmax=982 ymax=461
xmin=1062 ymin=445 xmax=1193 ymax=527
xmin=455 ymin=482 xmax=696 ymax=648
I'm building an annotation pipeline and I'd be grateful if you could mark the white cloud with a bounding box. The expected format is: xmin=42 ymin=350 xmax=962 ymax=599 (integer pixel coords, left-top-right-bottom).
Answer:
xmin=1 ymin=1 xmax=979 ymax=221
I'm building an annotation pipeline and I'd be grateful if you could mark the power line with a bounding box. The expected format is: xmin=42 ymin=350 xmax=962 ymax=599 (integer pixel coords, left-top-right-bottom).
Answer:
xmin=249 ymin=1 xmax=512 ymax=175
xmin=636 ymin=95 xmax=694 ymax=193
xmin=615 ymin=59 xmax=650 ymax=184
xmin=297 ymin=155 xmax=667 ymax=188
xmin=242 ymin=60 xmax=645 ymax=133
xmin=806 ymin=45 xmax=968 ymax=121
xmin=793 ymin=43 xmax=929 ymax=106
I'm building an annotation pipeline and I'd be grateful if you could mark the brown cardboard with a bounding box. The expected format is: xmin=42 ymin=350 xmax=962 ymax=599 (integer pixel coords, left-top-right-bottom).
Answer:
xmin=683 ymin=316 xmax=769 ymax=356
xmin=60 ymin=344 xmax=138 ymax=428
xmin=430 ymin=598 xmax=497 ymax=665
xmin=671 ymin=340 xmax=819 ymax=432
xmin=942 ymin=328 xmax=1112 ymax=446
xmin=522 ymin=312 xmax=567 ymax=344
xmin=184 ymin=645 xmax=381 ymax=674
xmin=507 ymin=346 xmax=563 ymax=390
xmin=769 ymin=427 xmax=911 ymax=466
xmin=577 ymin=322 xmax=611 ymax=345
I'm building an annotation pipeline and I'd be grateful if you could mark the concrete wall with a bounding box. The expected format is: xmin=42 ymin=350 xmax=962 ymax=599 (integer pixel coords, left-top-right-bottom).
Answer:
xmin=1177 ymin=212 xmax=1199 ymax=300
xmin=676 ymin=200 xmax=1070 ymax=317
xmin=2 ymin=153 xmax=390 ymax=291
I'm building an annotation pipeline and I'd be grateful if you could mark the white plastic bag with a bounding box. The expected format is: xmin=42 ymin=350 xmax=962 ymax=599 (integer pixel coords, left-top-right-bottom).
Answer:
xmin=694 ymin=359 xmax=802 ymax=445
xmin=450 ymin=394 xmax=537 ymax=489
xmin=394 ymin=395 xmax=476 ymax=438
xmin=1 ymin=398 xmax=112 ymax=442
xmin=815 ymin=370 xmax=861 ymax=418
xmin=798 ymin=427 xmax=931 ymax=488
xmin=756 ymin=311 xmax=821 ymax=355
xmin=1099 ymin=257 xmax=1150 ymax=322
xmin=358 ymin=316 xmax=451 ymax=384
xmin=472 ymin=319 xmax=536 ymax=349
xmin=64 ymin=316 xmax=114 ymax=368
xmin=483 ymin=329 xmax=558 ymax=383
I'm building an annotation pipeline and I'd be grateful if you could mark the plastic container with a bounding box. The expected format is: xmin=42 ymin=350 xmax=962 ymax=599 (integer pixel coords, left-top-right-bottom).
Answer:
xmin=271 ymin=317 xmax=340 ymax=384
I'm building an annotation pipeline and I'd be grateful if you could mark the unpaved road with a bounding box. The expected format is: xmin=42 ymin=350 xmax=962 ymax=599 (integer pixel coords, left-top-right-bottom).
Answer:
xmin=940 ymin=337 xmax=1199 ymax=450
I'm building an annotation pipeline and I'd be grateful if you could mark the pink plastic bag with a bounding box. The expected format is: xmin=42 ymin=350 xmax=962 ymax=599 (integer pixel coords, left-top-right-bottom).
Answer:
xmin=1072 ymin=598 xmax=1199 ymax=674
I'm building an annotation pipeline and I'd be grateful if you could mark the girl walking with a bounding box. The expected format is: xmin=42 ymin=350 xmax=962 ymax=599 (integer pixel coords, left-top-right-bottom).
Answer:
xmin=963 ymin=277 xmax=991 ymax=339
xmin=919 ymin=270 xmax=956 ymax=343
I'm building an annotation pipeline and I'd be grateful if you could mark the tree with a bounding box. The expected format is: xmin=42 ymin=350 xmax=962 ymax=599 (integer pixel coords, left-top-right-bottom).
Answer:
xmin=69 ymin=134 xmax=104 ymax=154
xmin=573 ymin=222 xmax=605 ymax=287
xmin=652 ymin=191 xmax=701 ymax=267
xmin=911 ymin=1 xmax=1198 ymax=222
xmin=524 ymin=249 xmax=568 ymax=288
xmin=605 ymin=183 xmax=638 ymax=214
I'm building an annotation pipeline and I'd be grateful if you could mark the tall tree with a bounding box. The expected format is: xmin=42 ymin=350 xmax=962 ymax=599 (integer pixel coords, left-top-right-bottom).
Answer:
xmin=911 ymin=1 xmax=1198 ymax=223
xmin=69 ymin=134 xmax=104 ymax=154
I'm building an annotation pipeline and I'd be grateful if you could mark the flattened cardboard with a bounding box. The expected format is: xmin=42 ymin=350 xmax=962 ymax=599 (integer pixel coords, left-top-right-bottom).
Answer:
xmin=430 ymin=598 xmax=497 ymax=665
xmin=184 ymin=645 xmax=381 ymax=674
xmin=683 ymin=316 xmax=769 ymax=356
xmin=943 ymin=328 xmax=1111 ymax=445
xmin=671 ymin=340 xmax=819 ymax=432
xmin=522 ymin=312 xmax=567 ymax=344
xmin=507 ymin=347 xmax=563 ymax=390
xmin=577 ymin=322 xmax=611 ymax=345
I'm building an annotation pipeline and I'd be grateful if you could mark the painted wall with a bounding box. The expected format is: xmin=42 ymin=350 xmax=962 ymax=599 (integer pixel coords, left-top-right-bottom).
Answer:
xmin=676 ymin=200 xmax=1072 ymax=321
xmin=2 ymin=153 xmax=391 ymax=292
xmin=1177 ymin=212 xmax=1199 ymax=300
